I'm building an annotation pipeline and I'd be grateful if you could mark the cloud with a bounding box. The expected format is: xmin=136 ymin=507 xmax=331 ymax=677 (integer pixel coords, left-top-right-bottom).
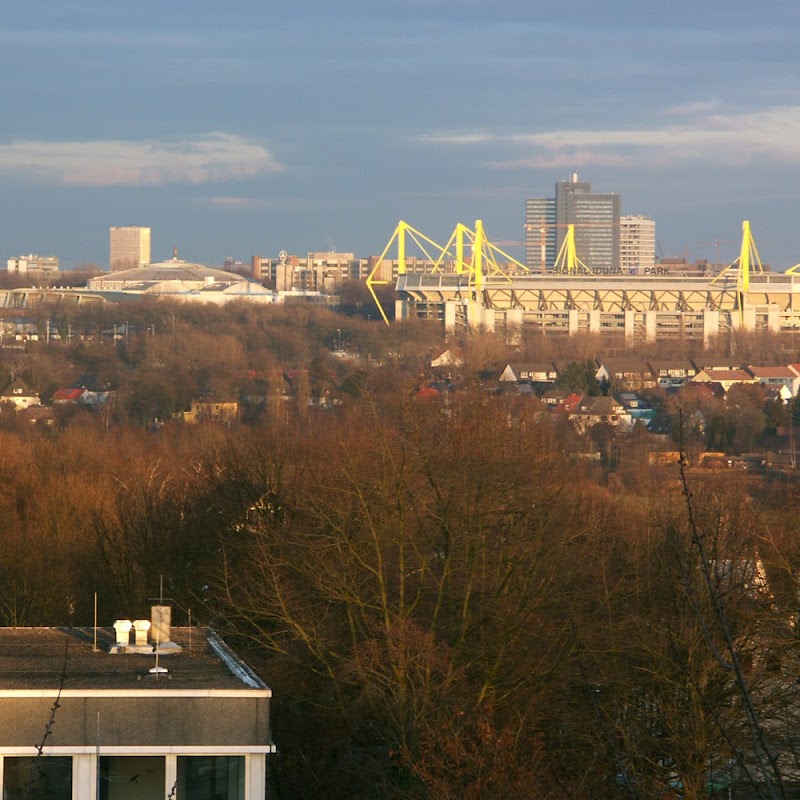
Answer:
xmin=204 ymin=195 xmax=310 ymax=211
xmin=0 ymin=133 xmax=284 ymax=187
xmin=418 ymin=105 xmax=800 ymax=169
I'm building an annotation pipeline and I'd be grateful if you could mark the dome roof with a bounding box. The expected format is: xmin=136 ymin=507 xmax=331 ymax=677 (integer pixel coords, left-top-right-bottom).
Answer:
xmin=93 ymin=257 xmax=247 ymax=286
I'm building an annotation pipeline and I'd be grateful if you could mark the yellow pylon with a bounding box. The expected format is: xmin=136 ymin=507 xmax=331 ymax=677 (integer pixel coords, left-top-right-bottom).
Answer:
xmin=366 ymin=219 xmax=529 ymax=324
xmin=711 ymin=220 xmax=764 ymax=327
xmin=553 ymin=225 xmax=590 ymax=274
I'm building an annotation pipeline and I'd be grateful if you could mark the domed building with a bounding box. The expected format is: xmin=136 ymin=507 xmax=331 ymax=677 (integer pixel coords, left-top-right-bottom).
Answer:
xmin=86 ymin=252 xmax=276 ymax=305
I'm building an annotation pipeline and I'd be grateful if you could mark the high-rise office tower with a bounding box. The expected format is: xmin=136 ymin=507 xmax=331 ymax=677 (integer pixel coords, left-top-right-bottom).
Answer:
xmin=109 ymin=226 xmax=151 ymax=272
xmin=525 ymin=197 xmax=556 ymax=273
xmin=619 ymin=215 xmax=655 ymax=273
xmin=525 ymin=173 xmax=620 ymax=271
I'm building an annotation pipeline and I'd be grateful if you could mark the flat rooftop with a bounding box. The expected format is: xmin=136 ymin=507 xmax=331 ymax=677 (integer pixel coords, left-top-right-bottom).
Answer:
xmin=0 ymin=627 xmax=266 ymax=692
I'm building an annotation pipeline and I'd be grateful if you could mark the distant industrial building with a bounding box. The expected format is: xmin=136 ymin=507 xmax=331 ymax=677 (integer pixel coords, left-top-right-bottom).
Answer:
xmin=6 ymin=254 xmax=59 ymax=274
xmin=251 ymin=252 xmax=370 ymax=290
xmin=526 ymin=173 xmax=620 ymax=272
xmin=619 ymin=215 xmax=656 ymax=273
xmin=109 ymin=226 xmax=151 ymax=272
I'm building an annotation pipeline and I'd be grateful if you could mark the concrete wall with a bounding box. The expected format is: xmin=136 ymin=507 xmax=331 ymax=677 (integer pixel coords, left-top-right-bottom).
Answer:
xmin=0 ymin=695 xmax=270 ymax=748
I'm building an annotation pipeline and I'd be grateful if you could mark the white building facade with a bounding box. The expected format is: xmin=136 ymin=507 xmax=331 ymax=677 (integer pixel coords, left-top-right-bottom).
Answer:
xmin=620 ymin=215 xmax=656 ymax=273
xmin=6 ymin=254 xmax=59 ymax=274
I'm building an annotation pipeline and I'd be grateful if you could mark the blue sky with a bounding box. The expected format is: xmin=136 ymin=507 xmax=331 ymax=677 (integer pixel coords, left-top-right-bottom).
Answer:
xmin=3 ymin=1 xmax=800 ymax=269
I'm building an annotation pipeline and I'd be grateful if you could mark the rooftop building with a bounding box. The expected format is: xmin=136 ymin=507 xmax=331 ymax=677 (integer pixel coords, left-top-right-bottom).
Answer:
xmin=0 ymin=611 xmax=273 ymax=799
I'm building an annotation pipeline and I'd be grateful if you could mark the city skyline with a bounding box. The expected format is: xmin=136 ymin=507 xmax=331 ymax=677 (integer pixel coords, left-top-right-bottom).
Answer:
xmin=2 ymin=2 xmax=800 ymax=269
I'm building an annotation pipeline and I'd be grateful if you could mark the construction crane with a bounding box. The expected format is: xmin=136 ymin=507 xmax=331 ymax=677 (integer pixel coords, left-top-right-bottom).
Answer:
xmin=697 ymin=236 xmax=732 ymax=265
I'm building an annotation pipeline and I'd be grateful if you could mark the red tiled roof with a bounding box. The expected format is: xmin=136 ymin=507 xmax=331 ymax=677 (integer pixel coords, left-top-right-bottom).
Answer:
xmin=747 ymin=366 xmax=796 ymax=379
xmin=53 ymin=388 xmax=85 ymax=402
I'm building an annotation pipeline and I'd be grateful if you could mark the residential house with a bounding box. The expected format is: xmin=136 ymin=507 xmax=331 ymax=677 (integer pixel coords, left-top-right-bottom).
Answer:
xmin=182 ymin=401 xmax=240 ymax=425
xmin=746 ymin=365 xmax=799 ymax=395
xmin=52 ymin=388 xmax=87 ymax=404
xmin=0 ymin=378 xmax=40 ymax=410
xmin=691 ymin=369 xmax=758 ymax=393
xmin=18 ymin=405 xmax=55 ymax=426
xmin=0 ymin=608 xmax=274 ymax=799
xmin=763 ymin=385 xmax=793 ymax=404
xmin=430 ymin=348 xmax=463 ymax=370
xmin=648 ymin=359 xmax=697 ymax=390
xmin=616 ymin=392 xmax=656 ymax=421
xmin=540 ymin=387 xmax=569 ymax=407
xmin=570 ymin=395 xmax=631 ymax=433
xmin=694 ymin=359 xmax=740 ymax=372
xmin=499 ymin=362 xmax=558 ymax=383
xmin=596 ymin=358 xmax=657 ymax=390
xmin=553 ymin=392 xmax=585 ymax=415
xmin=71 ymin=374 xmax=113 ymax=407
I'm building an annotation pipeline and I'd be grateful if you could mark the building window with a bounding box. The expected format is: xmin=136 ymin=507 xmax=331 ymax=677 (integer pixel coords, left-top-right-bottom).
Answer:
xmin=177 ymin=756 xmax=245 ymax=800
xmin=4 ymin=756 xmax=72 ymax=800
xmin=100 ymin=755 xmax=165 ymax=799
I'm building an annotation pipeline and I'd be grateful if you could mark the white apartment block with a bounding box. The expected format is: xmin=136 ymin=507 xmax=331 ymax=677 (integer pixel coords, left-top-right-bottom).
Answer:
xmin=6 ymin=254 xmax=59 ymax=273
xmin=620 ymin=215 xmax=655 ymax=273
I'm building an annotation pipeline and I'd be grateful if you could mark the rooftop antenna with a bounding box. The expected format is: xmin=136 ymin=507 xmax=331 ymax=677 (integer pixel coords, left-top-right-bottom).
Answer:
xmin=92 ymin=592 xmax=98 ymax=653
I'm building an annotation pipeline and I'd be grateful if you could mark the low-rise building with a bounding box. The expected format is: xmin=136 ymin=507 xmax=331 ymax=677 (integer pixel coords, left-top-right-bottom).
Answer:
xmin=0 ymin=610 xmax=274 ymax=799
xmin=499 ymin=362 xmax=558 ymax=383
xmin=6 ymin=254 xmax=59 ymax=274
xmin=0 ymin=378 xmax=40 ymax=410
xmin=748 ymin=365 xmax=800 ymax=396
xmin=648 ymin=359 xmax=697 ymax=389
xmin=691 ymin=369 xmax=758 ymax=393
xmin=182 ymin=401 xmax=240 ymax=425
xmin=596 ymin=358 xmax=657 ymax=390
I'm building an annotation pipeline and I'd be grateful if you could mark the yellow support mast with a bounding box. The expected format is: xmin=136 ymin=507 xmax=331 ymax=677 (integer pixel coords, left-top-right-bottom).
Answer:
xmin=552 ymin=224 xmax=590 ymax=274
xmin=711 ymin=220 xmax=764 ymax=326
xmin=366 ymin=220 xmax=448 ymax=325
xmin=366 ymin=218 xmax=529 ymax=325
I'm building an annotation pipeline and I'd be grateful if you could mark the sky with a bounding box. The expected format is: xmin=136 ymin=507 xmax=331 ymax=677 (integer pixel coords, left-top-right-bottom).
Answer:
xmin=3 ymin=1 xmax=800 ymax=269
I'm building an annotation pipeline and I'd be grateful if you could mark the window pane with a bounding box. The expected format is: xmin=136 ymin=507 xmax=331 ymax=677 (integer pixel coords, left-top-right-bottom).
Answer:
xmin=100 ymin=755 xmax=165 ymax=800
xmin=177 ymin=756 xmax=245 ymax=800
xmin=4 ymin=756 xmax=72 ymax=800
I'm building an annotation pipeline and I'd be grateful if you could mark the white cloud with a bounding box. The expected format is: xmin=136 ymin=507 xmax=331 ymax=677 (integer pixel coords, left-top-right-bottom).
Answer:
xmin=205 ymin=195 xmax=313 ymax=211
xmin=0 ymin=133 xmax=284 ymax=187
xmin=418 ymin=105 xmax=800 ymax=169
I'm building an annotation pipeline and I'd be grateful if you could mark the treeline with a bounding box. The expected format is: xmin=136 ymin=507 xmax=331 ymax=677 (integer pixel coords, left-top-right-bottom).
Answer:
xmin=4 ymin=377 xmax=800 ymax=798
xmin=9 ymin=298 xmax=800 ymax=419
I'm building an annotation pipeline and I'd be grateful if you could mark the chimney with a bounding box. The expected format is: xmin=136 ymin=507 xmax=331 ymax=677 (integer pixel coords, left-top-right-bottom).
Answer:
xmin=151 ymin=605 xmax=171 ymax=643
xmin=113 ymin=619 xmax=132 ymax=646
xmin=133 ymin=619 xmax=151 ymax=646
